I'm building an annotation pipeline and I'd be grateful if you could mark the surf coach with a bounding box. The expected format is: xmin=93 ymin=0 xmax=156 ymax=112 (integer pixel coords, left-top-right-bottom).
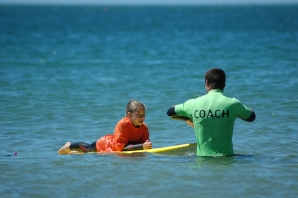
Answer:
xmin=167 ymin=68 xmax=256 ymax=156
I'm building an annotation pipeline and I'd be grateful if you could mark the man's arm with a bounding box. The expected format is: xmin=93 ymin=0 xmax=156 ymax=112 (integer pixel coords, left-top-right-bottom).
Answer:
xmin=167 ymin=106 xmax=191 ymax=121
xmin=243 ymin=110 xmax=256 ymax=122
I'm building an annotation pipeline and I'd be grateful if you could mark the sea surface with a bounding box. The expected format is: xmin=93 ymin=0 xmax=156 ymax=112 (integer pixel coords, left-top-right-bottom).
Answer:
xmin=1 ymin=4 xmax=298 ymax=198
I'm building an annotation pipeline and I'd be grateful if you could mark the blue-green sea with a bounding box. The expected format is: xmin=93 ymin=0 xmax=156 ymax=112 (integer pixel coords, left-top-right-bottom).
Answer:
xmin=1 ymin=4 xmax=298 ymax=197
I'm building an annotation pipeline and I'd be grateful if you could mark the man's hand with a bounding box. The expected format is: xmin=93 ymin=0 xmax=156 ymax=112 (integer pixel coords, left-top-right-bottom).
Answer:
xmin=186 ymin=119 xmax=194 ymax=128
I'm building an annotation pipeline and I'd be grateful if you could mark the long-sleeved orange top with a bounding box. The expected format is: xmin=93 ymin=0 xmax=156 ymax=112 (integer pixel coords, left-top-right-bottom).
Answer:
xmin=96 ymin=116 xmax=149 ymax=152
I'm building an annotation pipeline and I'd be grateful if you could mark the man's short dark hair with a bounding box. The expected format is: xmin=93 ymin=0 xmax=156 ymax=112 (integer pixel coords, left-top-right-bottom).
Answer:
xmin=205 ymin=68 xmax=226 ymax=90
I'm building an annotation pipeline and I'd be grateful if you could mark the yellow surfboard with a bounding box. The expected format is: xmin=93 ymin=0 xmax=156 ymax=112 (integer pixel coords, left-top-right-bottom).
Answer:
xmin=65 ymin=143 xmax=197 ymax=156
xmin=119 ymin=142 xmax=197 ymax=156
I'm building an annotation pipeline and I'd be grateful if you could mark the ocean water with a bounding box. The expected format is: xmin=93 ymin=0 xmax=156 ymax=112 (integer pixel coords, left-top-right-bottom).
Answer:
xmin=1 ymin=4 xmax=298 ymax=197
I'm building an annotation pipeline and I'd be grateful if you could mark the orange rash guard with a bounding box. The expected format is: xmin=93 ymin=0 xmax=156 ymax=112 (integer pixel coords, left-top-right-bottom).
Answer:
xmin=95 ymin=116 xmax=150 ymax=152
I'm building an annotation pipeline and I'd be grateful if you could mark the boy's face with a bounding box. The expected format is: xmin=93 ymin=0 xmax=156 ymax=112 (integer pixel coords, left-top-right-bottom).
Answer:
xmin=128 ymin=108 xmax=146 ymax=127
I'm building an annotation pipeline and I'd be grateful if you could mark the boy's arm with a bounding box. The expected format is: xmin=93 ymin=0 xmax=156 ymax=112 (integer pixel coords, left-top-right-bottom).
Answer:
xmin=122 ymin=140 xmax=152 ymax=151
xmin=122 ymin=144 xmax=143 ymax=151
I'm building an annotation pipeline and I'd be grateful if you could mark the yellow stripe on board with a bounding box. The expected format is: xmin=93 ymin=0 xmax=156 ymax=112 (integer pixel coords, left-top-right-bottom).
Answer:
xmin=119 ymin=143 xmax=197 ymax=155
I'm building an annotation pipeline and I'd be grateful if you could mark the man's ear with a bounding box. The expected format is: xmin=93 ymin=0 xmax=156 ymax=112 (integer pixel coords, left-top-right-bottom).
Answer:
xmin=205 ymin=80 xmax=210 ymax=87
xmin=205 ymin=80 xmax=211 ymax=92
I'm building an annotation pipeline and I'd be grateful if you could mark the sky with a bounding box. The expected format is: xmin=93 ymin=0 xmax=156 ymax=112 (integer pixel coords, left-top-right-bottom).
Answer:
xmin=1 ymin=0 xmax=298 ymax=5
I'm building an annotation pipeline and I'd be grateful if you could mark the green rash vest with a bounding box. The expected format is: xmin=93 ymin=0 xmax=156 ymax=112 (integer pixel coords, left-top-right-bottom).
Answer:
xmin=175 ymin=89 xmax=252 ymax=156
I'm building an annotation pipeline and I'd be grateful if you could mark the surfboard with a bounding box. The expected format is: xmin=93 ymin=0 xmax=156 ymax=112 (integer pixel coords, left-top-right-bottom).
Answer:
xmin=119 ymin=142 xmax=197 ymax=156
xmin=63 ymin=142 xmax=197 ymax=156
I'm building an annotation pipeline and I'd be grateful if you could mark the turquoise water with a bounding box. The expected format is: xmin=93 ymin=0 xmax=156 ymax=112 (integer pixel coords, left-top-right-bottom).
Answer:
xmin=1 ymin=5 xmax=298 ymax=197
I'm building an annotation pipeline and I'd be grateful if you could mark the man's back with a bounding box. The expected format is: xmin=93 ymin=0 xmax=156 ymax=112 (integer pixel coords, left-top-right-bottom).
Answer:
xmin=175 ymin=89 xmax=252 ymax=156
xmin=168 ymin=68 xmax=255 ymax=156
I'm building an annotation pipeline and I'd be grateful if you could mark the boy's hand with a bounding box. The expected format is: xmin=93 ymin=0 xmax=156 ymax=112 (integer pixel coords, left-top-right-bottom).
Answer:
xmin=143 ymin=140 xmax=152 ymax=150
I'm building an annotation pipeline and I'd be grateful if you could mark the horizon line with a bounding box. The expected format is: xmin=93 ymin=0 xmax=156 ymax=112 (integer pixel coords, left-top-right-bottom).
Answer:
xmin=1 ymin=1 xmax=298 ymax=6
xmin=1 ymin=3 xmax=298 ymax=6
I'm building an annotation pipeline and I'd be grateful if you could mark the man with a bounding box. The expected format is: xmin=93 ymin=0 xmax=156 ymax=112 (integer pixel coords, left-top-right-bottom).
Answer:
xmin=167 ymin=68 xmax=255 ymax=156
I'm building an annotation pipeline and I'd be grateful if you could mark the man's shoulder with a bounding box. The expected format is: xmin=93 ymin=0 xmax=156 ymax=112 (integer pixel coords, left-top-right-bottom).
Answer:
xmin=225 ymin=96 xmax=242 ymax=104
xmin=220 ymin=96 xmax=249 ymax=111
xmin=212 ymin=92 xmax=240 ymax=103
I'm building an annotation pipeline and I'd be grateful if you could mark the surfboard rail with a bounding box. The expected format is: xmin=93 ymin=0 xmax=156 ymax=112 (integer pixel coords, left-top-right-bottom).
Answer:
xmin=119 ymin=142 xmax=197 ymax=155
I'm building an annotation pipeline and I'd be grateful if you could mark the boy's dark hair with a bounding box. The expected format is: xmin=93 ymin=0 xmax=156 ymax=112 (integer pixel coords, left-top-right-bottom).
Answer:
xmin=205 ymin=68 xmax=226 ymax=91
